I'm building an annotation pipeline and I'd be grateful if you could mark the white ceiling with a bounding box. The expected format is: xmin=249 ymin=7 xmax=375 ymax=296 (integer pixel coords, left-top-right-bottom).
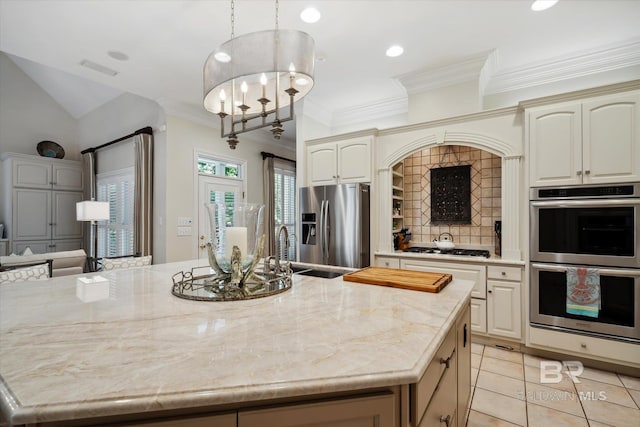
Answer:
xmin=1 ymin=0 xmax=639 ymax=131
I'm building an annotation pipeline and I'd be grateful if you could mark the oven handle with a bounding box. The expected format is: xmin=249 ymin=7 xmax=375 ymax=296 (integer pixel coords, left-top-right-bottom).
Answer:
xmin=531 ymin=263 xmax=640 ymax=277
xmin=530 ymin=199 xmax=640 ymax=208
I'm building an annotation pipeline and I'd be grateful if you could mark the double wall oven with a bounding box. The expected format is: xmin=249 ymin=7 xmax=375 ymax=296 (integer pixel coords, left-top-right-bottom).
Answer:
xmin=530 ymin=183 xmax=640 ymax=343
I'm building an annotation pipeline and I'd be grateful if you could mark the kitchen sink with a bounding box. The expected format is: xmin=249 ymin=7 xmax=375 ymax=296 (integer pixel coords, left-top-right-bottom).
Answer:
xmin=295 ymin=269 xmax=345 ymax=279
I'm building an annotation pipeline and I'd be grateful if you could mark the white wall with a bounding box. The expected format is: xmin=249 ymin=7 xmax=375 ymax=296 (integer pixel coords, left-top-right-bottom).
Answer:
xmin=0 ymin=52 xmax=79 ymax=159
xmin=164 ymin=115 xmax=296 ymax=262
xmin=408 ymin=80 xmax=481 ymax=124
xmin=76 ymin=92 xmax=167 ymax=263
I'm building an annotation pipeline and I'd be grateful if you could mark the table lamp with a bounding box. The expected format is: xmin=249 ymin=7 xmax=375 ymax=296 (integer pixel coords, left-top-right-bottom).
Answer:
xmin=76 ymin=200 xmax=110 ymax=271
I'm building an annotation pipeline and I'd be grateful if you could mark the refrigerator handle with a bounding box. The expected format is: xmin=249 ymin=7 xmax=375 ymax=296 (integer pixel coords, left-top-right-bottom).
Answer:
xmin=319 ymin=200 xmax=326 ymax=259
xmin=323 ymin=199 xmax=330 ymax=262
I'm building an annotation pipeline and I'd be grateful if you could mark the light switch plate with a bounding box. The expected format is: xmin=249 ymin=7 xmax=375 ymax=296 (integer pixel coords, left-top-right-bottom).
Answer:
xmin=177 ymin=226 xmax=192 ymax=236
xmin=177 ymin=217 xmax=193 ymax=226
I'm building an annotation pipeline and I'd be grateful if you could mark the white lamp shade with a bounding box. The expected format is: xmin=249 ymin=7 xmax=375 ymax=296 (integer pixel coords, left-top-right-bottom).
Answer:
xmin=76 ymin=201 xmax=110 ymax=221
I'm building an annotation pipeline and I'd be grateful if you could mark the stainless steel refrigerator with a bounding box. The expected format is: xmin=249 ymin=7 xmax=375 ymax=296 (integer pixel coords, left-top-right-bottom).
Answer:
xmin=298 ymin=183 xmax=370 ymax=268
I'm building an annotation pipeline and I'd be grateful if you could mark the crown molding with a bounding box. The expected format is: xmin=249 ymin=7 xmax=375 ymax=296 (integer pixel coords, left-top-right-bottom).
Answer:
xmin=301 ymin=98 xmax=333 ymax=128
xmin=330 ymin=95 xmax=408 ymax=129
xmin=397 ymin=51 xmax=492 ymax=95
xmin=486 ymin=38 xmax=640 ymax=95
xmin=518 ymin=79 xmax=640 ymax=110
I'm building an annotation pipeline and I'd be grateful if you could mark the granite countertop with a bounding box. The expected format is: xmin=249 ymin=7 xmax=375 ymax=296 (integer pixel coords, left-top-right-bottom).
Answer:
xmin=0 ymin=259 xmax=473 ymax=425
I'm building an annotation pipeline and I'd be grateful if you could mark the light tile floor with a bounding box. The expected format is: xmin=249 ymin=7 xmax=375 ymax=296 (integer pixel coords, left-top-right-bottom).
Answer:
xmin=466 ymin=343 xmax=640 ymax=427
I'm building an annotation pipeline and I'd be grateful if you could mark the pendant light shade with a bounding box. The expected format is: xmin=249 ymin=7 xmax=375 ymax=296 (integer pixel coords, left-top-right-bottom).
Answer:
xmin=204 ymin=29 xmax=315 ymax=115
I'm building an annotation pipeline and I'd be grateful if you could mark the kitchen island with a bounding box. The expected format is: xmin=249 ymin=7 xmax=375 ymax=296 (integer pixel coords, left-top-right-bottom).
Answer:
xmin=0 ymin=259 xmax=473 ymax=427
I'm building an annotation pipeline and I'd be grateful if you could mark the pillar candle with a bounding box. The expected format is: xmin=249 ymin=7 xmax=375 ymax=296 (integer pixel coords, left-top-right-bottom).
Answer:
xmin=225 ymin=227 xmax=247 ymax=259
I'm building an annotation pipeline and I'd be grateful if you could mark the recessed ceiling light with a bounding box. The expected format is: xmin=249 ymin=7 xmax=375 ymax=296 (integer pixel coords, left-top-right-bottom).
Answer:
xmin=296 ymin=77 xmax=309 ymax=86
xmin=531 ymin=0 xmax=559 ymax=11
xmin=386 ymin=45 xmax=404 ymax=58
xmin=214 ymin=51 xmax=231 ymax=63
xmin=107 ymin=50 xmax=129 ymax=61
xmin=300 ymin=7 xmax=321 ymax=23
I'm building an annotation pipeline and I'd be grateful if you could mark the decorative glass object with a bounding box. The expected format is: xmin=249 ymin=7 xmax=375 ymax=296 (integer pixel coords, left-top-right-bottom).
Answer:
xmin=172 ymin=202 xmax=293 ymax=301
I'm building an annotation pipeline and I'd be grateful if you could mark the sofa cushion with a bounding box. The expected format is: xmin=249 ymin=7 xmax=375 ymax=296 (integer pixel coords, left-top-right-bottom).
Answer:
xmin=0 ymin=250 xmax=86 ymax=277
xmin=0 ymin=265 xmax=50 ymax=284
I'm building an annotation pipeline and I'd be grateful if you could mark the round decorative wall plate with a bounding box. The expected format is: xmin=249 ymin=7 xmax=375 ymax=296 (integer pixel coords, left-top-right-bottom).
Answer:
xmin=37 ymin=141 xmax=65 ymax=159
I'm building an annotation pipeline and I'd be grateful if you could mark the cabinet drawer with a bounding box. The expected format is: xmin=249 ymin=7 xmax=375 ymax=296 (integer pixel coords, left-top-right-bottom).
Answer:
xmin=419 ymin=349 xmax=457 ymax=427
xmin=401 ymin=259 xmax=486 ymax=299
xmin=413 ymin=326 xmax=456 ymax=422
xmin=487 ymin=265 xmax=521 ymax=281
xmin=375 ymin=256 xmax=400 ymax=269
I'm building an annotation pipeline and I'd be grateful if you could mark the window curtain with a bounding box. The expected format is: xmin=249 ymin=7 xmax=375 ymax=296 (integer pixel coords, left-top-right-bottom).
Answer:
xmin=81 ymin=150 xmax=97 ymax=259
xmin=134 ymin=132 xmax=153 ymax=257
xmin=80 ymin=127 xmax=153 ymax=259
xmin=263 ymin=156 xmax=275 ymax=256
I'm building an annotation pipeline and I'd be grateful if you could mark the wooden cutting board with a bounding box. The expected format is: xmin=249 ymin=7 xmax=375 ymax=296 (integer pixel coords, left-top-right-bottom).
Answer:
xmin=343 ymin=267 xmax=452 ymax=293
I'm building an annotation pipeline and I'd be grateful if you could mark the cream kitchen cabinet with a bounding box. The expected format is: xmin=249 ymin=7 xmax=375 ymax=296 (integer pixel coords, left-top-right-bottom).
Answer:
xmin=306 ymin=136 xmax=372 ymax=186
xmin=374 ymin=255 xmax=400 ymax=268
xmin=486 ymin=266 xmax=522 ymax=340
xmin=400 ymin=258 xmax=488 ymax=335
xmin=528 ymin=91 xmax=640 ymax=187
xmin=129 ymin=412 xmax=236 ymax=427
xmin=239 ymin=393 xmax=395 ymax=427
xmin=1 ymin=153 xmax=84 ymax=254
xmin=10 ymin=155 xmax=84 ymax=191
xmin=456 ymin=305 xmax=471 ymax=427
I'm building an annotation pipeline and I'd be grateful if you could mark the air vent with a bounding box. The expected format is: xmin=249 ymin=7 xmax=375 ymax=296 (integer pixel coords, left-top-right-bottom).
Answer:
xmin=79 ymin=59 xmax=118 ymax=77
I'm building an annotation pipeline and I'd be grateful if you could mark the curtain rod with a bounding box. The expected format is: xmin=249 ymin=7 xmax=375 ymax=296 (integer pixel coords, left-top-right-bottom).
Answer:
xmin=81 ymin=126 xmax=153 ymax=154
xmin=261 ymin=151 xmax=296 ymax=164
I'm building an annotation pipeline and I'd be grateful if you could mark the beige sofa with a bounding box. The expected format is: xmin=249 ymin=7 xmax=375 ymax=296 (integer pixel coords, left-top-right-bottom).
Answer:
xmin=0 ymin=249 xmax=87 ymax=277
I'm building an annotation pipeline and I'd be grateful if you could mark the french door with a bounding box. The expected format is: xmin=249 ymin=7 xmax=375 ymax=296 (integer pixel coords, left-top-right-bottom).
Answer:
xmin=198 ymin=176 xmax=243 ymax=259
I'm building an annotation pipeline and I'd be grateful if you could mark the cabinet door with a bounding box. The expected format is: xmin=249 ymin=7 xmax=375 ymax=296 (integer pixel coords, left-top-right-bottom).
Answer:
xmin=470 ymin=298 xmax=487 ymax=334
xmin=53 ymin=192 xmax=84 ymax=239
xmin=583 ymin=92 xmax=640 ymax=184
xmin=337 ymin=137 xmax=371 ymax=183
xmin=307 ymin=143 xmax=337 ymax=186
xmin=12 ymin=240 xmax=51 ymax=255
xmin=128 ymin=412 xmax=236 ymax=427
xmin=528 ymin=103 xmax=582 ymax=187
xmin=50 ymin=239 xmax=83 ymax=252
xmin=12 ymin=159 xmax=53 ymax=189
xmin=53 ymin=165 xmax=84 ymax=191
xmin=456 ymin=305 xmax=471 ymax=427
xmin=12 ymin=189 xmax=51 ymax=241
xmin=487 ymin=280 xmax=521 ymax=339
xmin=239 ymin=393 xmax=395 ymax=427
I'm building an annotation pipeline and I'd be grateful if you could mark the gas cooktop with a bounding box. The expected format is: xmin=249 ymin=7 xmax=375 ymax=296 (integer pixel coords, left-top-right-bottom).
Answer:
xmin=403 ymin=247 xmax=490 ymax=258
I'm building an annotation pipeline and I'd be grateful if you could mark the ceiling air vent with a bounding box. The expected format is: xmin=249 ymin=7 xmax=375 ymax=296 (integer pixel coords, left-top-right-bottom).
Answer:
xmin=79 ymin=59 xmax=118 ymax=77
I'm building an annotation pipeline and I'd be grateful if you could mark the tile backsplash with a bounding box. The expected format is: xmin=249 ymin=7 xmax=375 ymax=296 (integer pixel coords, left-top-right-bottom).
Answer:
xmin=403 ymin=145 xmax=501 ymax=247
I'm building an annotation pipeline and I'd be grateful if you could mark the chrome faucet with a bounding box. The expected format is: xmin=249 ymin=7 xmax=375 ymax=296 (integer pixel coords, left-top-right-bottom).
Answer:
xmin=275 ymin=225 xmax=290 ymax=272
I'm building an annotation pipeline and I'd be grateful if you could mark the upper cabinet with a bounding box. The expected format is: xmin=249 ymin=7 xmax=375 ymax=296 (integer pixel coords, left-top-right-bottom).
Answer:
xmin=11 ymin=156 xmax=84 ymax=191
xmin=306 ymin=135 xmax=372 ymax=186
xmin=528 ymin=91 xmax=640 ymax=187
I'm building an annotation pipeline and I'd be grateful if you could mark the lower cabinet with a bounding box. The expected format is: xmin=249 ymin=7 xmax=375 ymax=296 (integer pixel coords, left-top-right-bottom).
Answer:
xmin=456 ymin=305 xmax=471 ymax=427
xmin=131 ymin=412 xmax=236 ymax=427
xmin=470 ymin=298 xmax=487 ymax=334
xmin=486 ymin=266 xmax=522 ymax=340
xmin=374 ymin=255 xmax=400 ymax=268
xmin=239 ymin=393 xmax=395 ymax=427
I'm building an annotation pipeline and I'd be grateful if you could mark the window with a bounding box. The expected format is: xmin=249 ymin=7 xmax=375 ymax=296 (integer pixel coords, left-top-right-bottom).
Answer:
xmin=198 ymin=157 xmax=240 ymax=178
xmin=274 ymin=164 xmax=296 ymax=260
xmin=96 ymin=168 xmax=134 ymax=258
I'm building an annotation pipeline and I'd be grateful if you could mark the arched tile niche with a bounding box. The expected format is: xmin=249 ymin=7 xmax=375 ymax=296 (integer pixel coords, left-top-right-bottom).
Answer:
xmin=375 ymin=110 xmax=524 ymax=261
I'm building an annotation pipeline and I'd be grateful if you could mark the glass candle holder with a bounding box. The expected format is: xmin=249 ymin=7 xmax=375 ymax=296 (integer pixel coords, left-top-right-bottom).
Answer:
xmin=205 ymin=202 xmax=265 ymax=273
